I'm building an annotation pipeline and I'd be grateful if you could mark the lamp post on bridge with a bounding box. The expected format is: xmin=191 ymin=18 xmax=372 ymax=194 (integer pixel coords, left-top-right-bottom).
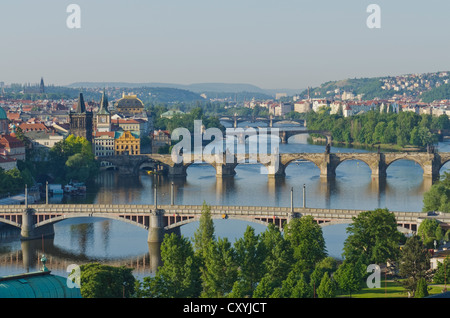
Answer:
xmin=154 ymin=184 xmax=158 ymax=209
xmin=290 ymin=187 xmax=294 ymax=213
xmin=303 ymin=184 xmax=306 ymax=208
xmin=25 ymin=184 xmax=28 ymax=209
xmin=171 ymin=182 xmax=174 ymax=206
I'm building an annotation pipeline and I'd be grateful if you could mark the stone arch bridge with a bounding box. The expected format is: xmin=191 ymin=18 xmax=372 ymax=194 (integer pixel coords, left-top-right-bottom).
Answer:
xmin=1 ymin=204 xmax=449 ymax=243
xmin=97 ymin=151 xmax=450 ymax=180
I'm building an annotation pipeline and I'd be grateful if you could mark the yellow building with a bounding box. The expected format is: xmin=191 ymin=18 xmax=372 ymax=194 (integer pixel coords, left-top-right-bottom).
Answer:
xmin=115 ymin=93 xmax=145 ymax=114
xmin=115 ymin=130 xmax=140 ymax=155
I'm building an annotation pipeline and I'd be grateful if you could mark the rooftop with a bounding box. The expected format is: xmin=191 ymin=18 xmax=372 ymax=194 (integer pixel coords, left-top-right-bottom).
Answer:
xmin=0 ymin=268 xmax=81 ymax=298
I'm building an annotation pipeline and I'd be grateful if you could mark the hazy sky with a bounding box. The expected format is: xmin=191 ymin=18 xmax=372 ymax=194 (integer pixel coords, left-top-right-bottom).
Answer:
xmin=0 ymin=0 xmax=449 ymax=89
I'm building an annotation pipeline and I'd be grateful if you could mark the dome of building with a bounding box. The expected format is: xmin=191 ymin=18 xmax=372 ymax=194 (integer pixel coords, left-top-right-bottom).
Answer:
xmin=116 ymin=93 xmax=144 ymax=114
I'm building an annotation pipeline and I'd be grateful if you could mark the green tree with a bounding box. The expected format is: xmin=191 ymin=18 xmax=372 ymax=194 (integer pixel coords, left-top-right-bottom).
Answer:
xmin=234 ymin=226 xmax=266 ymax=297
xmin=140 ymin=233 xmax=201 ymax=298
xmin=290 ymin=274 xmax=313 ymax=298
xmin=372 ymin=121 xmax=386 ymax=144
xmin=418 ymin=219 xmax=444 ymax=248
xmin=334 ymin=260 xmax=365 ymax=297
xmin=398 ymin=235 xmax=430 ymax=298
xmin=275 ymin=267 xmax=312 ymax=298
xmin=343 ymin=208 xmax=403 ymax=265
xmin=193 ymin=201 xmax=215 ymax=260
xmin=414 ymin=277 xmax=429 ymax=298
xmin=253 ymin=275 xmax=277 ymax=298
xmin=317 ymin=272 xmax=337 ymax=298
xmin=48 ymin=134 xmax=98 ymax=183
xmin=433 ymin=257 xmax=450 ymax=284
xmin=423 ymin=172 xmax=450 ymax=213
xmin=200 ymin=237 xmax=238 ymax=298
xmin=310 ymin=257 xmax=338 ymax=294
xmin=259 ymin=224 xmax=294 ymax=287
xmin=77 ymin=263 xmax=136 ymax=298
xmin=384 ymin=120 xmax=397 ymax=144
xmin=284 ymin=216 xmax=327 ymax=269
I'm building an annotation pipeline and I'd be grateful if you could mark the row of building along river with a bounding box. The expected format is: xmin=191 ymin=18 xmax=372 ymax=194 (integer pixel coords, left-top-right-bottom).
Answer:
xmin=1 ymin=123 xmax=450 ymax=280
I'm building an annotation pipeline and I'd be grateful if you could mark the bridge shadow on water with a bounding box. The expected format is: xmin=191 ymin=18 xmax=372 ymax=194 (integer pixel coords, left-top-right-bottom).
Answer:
xmin=0 ymin=223 xmax=162 ymax=279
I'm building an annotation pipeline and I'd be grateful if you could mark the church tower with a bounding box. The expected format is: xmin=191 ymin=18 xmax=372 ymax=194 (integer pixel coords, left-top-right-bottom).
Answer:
xmin=39 ymin=77 xmax=45 ymax=94
xmin=69 ymin=92 xmax=93 ymax=143
xmin=96 ymin=90 xmax=111 ymax=132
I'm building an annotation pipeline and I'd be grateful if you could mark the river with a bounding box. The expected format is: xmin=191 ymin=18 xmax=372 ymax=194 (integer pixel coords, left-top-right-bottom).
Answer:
xmin=1 ymin=123 xmax=450 ymax=280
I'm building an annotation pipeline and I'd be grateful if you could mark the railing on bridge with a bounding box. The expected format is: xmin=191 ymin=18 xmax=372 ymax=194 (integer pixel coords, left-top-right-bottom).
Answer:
xmin=1 ymin=203 xmax=448 ymax=242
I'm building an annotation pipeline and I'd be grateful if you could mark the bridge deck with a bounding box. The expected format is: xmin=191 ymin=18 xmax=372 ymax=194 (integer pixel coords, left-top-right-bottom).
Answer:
xmin=0 ymin=204 xmax=444 ymax=224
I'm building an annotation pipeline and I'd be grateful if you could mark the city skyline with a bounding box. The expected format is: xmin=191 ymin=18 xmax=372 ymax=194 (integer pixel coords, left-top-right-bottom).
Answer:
xmin=0 ymin=1 xmax=449 ymax=90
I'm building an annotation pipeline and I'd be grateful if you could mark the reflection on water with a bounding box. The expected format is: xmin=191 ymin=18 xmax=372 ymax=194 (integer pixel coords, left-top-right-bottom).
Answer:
xmin=1 ymin=133 xmax=450 ymax=279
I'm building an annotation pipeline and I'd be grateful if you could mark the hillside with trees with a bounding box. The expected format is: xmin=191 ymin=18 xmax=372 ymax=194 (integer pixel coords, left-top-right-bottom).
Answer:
xmin=306 ymin=109 xmax=449 ymax=149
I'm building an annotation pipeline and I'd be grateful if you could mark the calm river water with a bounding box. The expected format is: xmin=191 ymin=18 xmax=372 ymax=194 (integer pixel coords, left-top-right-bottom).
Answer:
xmin=1 ymin=124 xmax=450 ymax=280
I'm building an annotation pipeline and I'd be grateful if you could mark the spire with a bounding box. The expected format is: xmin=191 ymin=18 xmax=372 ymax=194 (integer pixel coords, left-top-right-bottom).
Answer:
xmin=76 ymin=92 xmax=86 ymax=113
xmin=99 ymin=89 xmax=109 ymax=114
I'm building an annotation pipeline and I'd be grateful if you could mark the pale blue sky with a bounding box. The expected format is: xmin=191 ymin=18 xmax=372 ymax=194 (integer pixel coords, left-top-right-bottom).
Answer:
xmin=0 ymin=0 xmax=449 ymax=89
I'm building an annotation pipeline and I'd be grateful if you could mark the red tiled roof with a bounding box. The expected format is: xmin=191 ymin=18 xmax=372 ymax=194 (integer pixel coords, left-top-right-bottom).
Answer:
xmin=18 ymin=123 xmax=49 ymax=132
xmin=94 ymin=131 xmax=115 ymax=138
xmin=0 ymin=134 xmax=25 ymax=149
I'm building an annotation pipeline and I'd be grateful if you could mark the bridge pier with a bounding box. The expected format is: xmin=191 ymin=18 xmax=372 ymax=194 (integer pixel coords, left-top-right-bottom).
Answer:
xmin=214 ymin=163 xmax=237 ymax=178
xmin=369 ymin=154 xmax=387 ymax=180
xmin=422 ymin=157 xmax=441 ymax=180
xmin=167 ymin=164 xmax=187 ymax=179
xmin=318 ymin=153 xmax=337 ymax=179
xmin=20 ymin=208 xmax=55 ymax=241
xmin=267 ymin=163 xmax=286 ymax=178
xmin=148 ymin=209 xmax=165 ymax=243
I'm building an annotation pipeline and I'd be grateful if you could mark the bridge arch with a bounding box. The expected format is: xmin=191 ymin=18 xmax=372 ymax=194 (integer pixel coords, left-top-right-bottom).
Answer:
xmin=334 ymin=158 xmax=373 ymax=177
xmin=164 ymin=214 xmax=288 ymax=231
xmin=439 ymin=156 xmax=450 ymax=174
xmin=282 ymin=157 xmax=321 ymax=173
xmin=278 ymin=130 xmax=332 ymax=146
xmin=34 ymin=213 xmax=150 ymax=231
xmin=385 ymin=157 xmax=425 ymax=174
xmin=183 ymin=161 xmax=218 ymax=174
xmin=99 ymin=161 xmax=118 ymax=171
xmin=0 ymin=218 xmax=21 ymax=229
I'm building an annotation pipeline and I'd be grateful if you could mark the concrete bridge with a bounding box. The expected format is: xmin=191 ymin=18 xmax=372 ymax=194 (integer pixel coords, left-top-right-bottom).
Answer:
xmin=0 ymin=204 xmax=449 ymax=243
xmin=219 ymin=115 xmax=304 ymax=128
xmin=223 ymin=127 xmax=330 ymax=144
xmin=97 ymin=151 xmax=450 ymax=180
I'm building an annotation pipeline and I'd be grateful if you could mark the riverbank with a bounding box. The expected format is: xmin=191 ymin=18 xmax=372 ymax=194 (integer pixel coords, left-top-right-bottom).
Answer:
xmin=309 ymin=137 xmax=423 ymax=152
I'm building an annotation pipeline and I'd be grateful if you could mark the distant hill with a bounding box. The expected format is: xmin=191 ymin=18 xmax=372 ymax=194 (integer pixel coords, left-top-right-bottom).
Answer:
xmin=302 ymin=71 xmax=450 ymax=101
xmin=67 ymin=82 xmax=266 ymax=93
xmin=66 ymin=81 xmax=303 ymax=98
xmin=420 ymin=82 xmax=450 ymax=103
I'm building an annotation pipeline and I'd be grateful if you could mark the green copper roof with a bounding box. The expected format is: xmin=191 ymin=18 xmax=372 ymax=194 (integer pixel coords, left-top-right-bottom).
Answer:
xmin=0 ymin=271 xmax=81 ymax=298
xmin=0 ymin=106 xmax=7 ymax=120
xmin=98 ymin=90 xmax=110 ymax=115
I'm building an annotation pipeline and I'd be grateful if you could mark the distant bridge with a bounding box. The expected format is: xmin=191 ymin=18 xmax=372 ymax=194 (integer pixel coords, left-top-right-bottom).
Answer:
xmin=219 ymin=115 xmax=304 ymax=128
xmin=97 ymin=151 xmax=450 ymax=180
xmin=1 ymin=204 xmax=449 ymax=242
